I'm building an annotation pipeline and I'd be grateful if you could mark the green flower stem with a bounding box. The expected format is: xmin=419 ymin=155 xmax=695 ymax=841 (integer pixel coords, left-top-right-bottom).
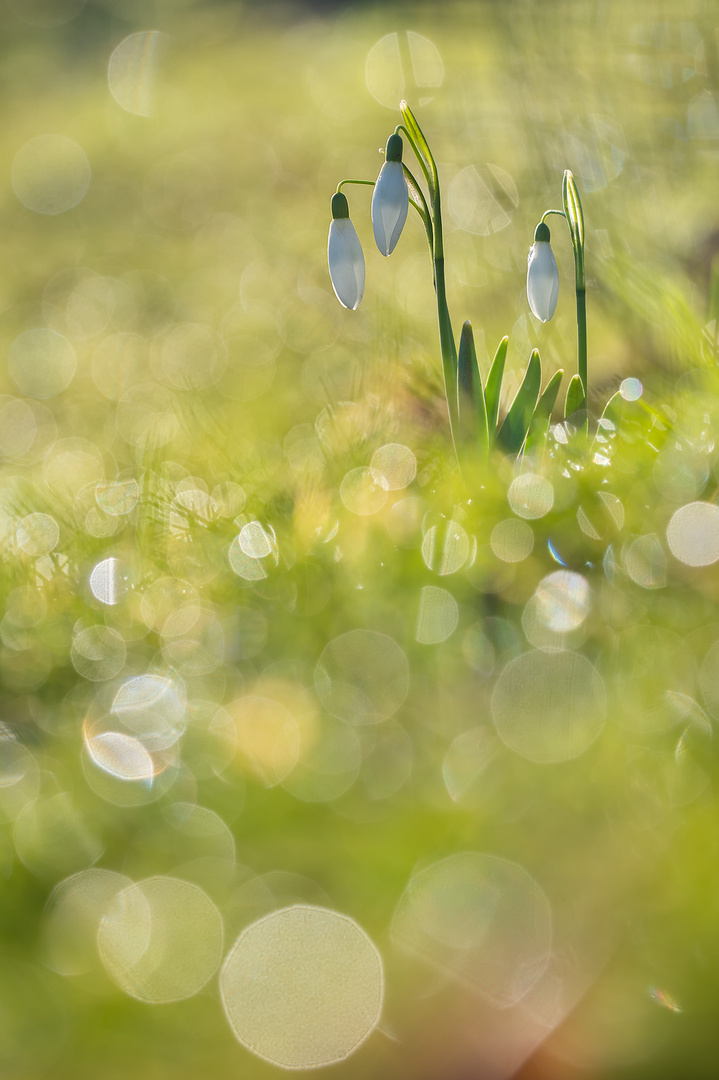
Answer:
xmin=433 ymin=212 xmax=460 ymax=445
xmin=398 ymin=103 xmax=459 ymax=450
xmin=336 ymin=166 xmax=455 ymax=443
xmin=562 ymin=170 xmax=587 ymax=417
xmin=576 ymin=284 xmax=587 ymax=413
xmin=542 ymin=196 xmax=588 ymax=419
xmin=336 ymin=179 xmax=375 ymax=192
xmin=338 ymin=173 xmax=431 ymax=240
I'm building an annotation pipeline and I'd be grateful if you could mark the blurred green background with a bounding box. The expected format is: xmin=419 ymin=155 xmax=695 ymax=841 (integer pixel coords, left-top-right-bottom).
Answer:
xmin=2 ymin=0 xmax=719 ymax=1077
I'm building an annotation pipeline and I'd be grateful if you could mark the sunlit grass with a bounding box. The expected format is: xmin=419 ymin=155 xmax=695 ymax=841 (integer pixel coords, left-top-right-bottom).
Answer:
xmin=1 ymin=2 xmax=719 ymax=1078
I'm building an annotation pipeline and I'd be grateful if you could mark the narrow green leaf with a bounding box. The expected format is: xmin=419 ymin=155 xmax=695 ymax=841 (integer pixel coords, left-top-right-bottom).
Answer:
xmin=402 ymin=164 xmax=433 ymax=253
xmin=565 ymin=373 xmax=586 ymax=421
xmin=496 ymin=349 xmax=542 ymax=455
xmin=434 ymin=267 xmax=459 ymax=448
xmin=525 ymin=368 xmax=563 ymax=457
xmin=457 ymin=321 xmax=489 ymax=456
xmin=484 ymin=335 xmax=508 ymax=441
xmin=535 ymin=367 xmax=563 ymax=420
xmin=456 ymin=320 xmax=474 ymax=436
xmin=562 ymin=170 xmax=584 ymax=248
xmin=562 ymin=170 xmax=585 ymax=285
xmin=400 ymin=100 xmax=437 ymax=204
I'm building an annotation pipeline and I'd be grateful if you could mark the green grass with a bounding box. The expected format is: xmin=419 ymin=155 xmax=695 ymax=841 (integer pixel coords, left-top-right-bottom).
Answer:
xmin=1 ymin=2 xmax=719 ymax=1078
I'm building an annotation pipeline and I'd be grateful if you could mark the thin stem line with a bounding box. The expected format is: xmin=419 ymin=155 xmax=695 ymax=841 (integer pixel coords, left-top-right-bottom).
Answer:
xmin=432 ymin=187 xmax=458 ymax=448
xmin=576 ymin=286 xmax=587 ymax=411
xmin=336 ymin=179 xmax=375 ymax=192
xmin=399 ymin=103 xmax=458 ymax=456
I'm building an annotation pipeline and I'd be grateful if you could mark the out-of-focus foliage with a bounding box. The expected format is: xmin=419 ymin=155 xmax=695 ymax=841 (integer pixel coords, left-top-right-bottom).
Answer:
xmin=2 ymin=2 xmax=719 ymax=1079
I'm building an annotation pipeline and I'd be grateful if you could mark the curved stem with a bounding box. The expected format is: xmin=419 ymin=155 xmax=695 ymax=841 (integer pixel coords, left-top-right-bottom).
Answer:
xmin=542 ymin=204 xmax=588 ymax=422
xmin=399 ymin=102 xmax=458 ymax=454
xmin=336 ymin=179 xmax=375 ymax=192
xmin=561 ymin=170 xmax=587 ymax=421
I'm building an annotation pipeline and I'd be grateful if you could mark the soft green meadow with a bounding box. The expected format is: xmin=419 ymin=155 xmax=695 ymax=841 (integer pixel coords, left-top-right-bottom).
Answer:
xmin=1 ymin=2 xmax=719 ymax=1078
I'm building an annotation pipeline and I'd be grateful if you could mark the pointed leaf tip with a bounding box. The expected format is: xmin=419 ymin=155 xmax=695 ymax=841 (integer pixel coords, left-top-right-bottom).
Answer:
xmin=496 ymin=348 xmax=542 ymax=455
xmin=457 ymin=319 xmax=488 ymax=456
xmin=565 ymin=373 xmax=586 ymax=420
xmin=525 ymin=367 xmax=563 ymax=457
xmin=485 ymin=335 xmax=508 ymax=440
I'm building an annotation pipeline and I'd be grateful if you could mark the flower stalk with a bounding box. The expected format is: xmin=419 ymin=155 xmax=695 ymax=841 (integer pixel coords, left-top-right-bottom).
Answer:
xmin=399 ymin=101 xmax=462 ymax=447
xmin=328 ymin=104 xmax=576 ymax=465
xmin=534 ymin=172 xmax=587 ymax=420
xmin=562 ymin=170 xmax=587 ymax=412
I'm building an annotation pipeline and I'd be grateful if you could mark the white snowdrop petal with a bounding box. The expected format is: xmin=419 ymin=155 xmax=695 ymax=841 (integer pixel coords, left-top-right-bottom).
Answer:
xmin=328 ymin=218 xmax=365 ymax=310
xmin=527 ymin=241 xmax=559 ymax=322
xmin=371 ymin=161 xmax=409 ymax=256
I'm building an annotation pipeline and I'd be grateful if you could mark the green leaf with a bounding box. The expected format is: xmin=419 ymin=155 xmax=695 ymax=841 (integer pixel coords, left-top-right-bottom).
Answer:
xmin=484 ymin=335 xmax=508 ymax=441
xmin=402 ymin=164 xmax=433 ymax=253
xmin=400 ymin=100 xmax=437 ymax=204
xmin=496 ymin=349 xmax=542 ymax=455
xmin=562 ymin=170 xmax=585 ymax=287
xmin=524 ymin=368 xmax=563 ymax=457
xmin=457 ymin=321 xmax=489 ymax=457
xmin=435 ymin=275 xmax=458 ymax=446
xmin=565 ymin=373 xmax=586 ymax=421
xmin=562 ymin=170 xmax=584 ymax=249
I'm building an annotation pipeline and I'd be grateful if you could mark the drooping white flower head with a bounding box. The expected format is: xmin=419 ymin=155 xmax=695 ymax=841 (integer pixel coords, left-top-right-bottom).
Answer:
xmin=327 ymin=191 xmax=365 ymax=310
xmin=371 ymin=133 xmax=409 ymax=257
xmin=527 ymin=222 xmax=559 ymax=322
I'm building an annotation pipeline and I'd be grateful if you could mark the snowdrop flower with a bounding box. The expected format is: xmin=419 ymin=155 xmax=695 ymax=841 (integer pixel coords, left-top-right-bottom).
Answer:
xmin=527 ymin=222 xmax=559 ymax=322
xmin=327 ymin=191 xmax=365 ymax=310
xmin=371 ymin=133 xmax=409 ymax=256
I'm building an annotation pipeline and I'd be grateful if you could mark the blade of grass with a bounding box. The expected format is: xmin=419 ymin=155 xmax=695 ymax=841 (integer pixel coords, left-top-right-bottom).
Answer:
xmin=399 ymin=100 xmax=436 ymax=204
xmin=524 ymin=368 xmax=564 ymax=457
xmin=485 ymin=336 xmax=508 ymax=442
xmin=457 ymin=320 xmax=489 ymax=457
xmin=565 ymin=373 xmax=585 ymax=421
xmin=496 ymin=348 xmax=541 ymax=455
xmin=403 ymin=164 xmax=433 ymax=254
